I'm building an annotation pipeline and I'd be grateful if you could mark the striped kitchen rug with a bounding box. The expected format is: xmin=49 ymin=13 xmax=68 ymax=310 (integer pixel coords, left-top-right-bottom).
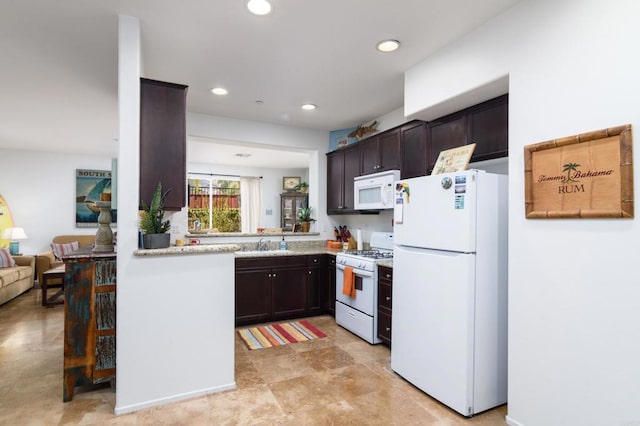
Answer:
xmin=237 ymin=320 xmax=326 ymax=350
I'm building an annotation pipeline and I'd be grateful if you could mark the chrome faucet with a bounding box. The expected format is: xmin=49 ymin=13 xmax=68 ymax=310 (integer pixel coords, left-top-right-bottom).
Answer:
xmin=256 ymin=238 xmax=269 ymax=251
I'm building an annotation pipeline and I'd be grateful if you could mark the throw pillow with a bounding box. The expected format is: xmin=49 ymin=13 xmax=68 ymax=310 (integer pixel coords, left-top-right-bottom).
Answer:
xmin=0 ymin=248 xmax=16 ymax=268
xmin=51 ymin=241 xmax=79 ymax=260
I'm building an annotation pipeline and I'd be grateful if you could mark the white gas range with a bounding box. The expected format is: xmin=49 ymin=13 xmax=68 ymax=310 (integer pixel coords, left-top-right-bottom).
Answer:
xmin=335 ymin=232 xmax=393 ymax=344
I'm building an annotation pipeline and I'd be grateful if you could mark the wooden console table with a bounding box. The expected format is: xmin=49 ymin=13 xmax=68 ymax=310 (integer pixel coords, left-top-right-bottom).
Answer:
xmin=62 ymin=249 xmax=116 ymax=402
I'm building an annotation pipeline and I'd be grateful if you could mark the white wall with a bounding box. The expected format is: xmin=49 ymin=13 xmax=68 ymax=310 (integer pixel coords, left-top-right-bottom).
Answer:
xmin=116 ymin=15 xmax=236 ymax=414
xmin=115 ymin=15 xmax=338 ymax=413
xmin=405 ymin=1 xmax=640 ymax=425
xmin=0 ymin=148 xmax=112 ymax=254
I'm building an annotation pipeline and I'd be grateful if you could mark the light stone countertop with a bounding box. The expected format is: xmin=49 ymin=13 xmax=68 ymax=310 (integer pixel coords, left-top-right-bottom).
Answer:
xmin=234 ymin=247 xmax=342 ymax=258
xmin=133 ymin=241 xmax=341 ymax=258
xmin=377 ymin=260 xmax=393 ymax=268
xmin=133 ymin=244 xmax=241 ymax=257
xmin=186 ymin=232 xmax=321 ymax=238
xmin=133 ymin=242 xmax=392 ymax=267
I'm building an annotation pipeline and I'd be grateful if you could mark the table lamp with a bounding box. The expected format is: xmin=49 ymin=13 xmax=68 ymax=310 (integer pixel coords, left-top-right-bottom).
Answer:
xmin=2 ymin=227 xmax=28 ymax=255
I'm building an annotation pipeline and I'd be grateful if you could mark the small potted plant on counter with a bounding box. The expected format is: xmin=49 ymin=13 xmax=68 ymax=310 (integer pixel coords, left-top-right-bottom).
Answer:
xmin=140 ymin=181 xmax=171 ymax=249
xmin=297 ymin=206 xmax=315 ymax=232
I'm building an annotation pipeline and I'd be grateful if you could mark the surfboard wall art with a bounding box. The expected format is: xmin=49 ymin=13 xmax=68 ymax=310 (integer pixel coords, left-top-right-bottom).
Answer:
xmin=0 ymin=194 xmax=15 ymax=249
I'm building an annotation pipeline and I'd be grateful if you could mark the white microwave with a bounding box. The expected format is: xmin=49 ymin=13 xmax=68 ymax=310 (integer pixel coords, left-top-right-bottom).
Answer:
xmin=354 ymin=170 xmax=400 ymax=211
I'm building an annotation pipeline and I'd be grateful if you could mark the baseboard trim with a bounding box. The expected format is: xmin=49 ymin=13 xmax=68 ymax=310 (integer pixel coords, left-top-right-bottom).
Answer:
xmin=113 ymin=381 xmax=237 ymax=415
xmin=505 ymin=415 xmax=525 ymax=426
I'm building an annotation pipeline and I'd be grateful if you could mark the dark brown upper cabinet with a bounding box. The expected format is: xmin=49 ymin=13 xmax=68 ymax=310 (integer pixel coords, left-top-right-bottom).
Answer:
xmin=400 ymin=120 xmax=428 ymax=179
xmin=326 ymin=144 xmax=360 ymax=214
xmin=427 ymin=94 xmax=508 ymax=174
xmin=427 ymin=111 xmax=468 ymax=174
xmin=360 ymin=129 xmax=401 ymax=175
xmin=467 ymin=94 xmax=508 ymax=162
xmin=139 ymin=78 xmax=188 ymax=211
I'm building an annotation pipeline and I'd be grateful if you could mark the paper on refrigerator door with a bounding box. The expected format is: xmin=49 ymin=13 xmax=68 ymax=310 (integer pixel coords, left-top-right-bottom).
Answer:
xmin=394 ymin=195 xmax=404 ymax=224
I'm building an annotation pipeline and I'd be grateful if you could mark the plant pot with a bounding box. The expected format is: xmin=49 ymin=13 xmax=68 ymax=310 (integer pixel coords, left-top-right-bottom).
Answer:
xmin=143 ymin=233 xmax=170 ymax=249
xmin=300 ymin=222 xmax=311 ymax=233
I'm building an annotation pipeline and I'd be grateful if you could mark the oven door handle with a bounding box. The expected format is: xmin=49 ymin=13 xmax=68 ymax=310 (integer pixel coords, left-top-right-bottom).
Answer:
xmin=336 ymin=263 xmax=373 ymax=277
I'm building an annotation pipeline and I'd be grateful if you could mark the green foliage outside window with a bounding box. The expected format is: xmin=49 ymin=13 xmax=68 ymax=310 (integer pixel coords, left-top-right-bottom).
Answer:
xmin=188 ymin=177 xmax=242 ymax=232
xmin=213 ymin=207 xmax=241 ymax=232
xmin=188 ymin=207 xmax=241 ymax=232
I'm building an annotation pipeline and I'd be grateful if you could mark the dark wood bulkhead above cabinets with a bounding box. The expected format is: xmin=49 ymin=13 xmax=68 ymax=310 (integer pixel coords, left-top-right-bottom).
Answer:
xmin=139 ymin=78 xmax=188 ymax=211
xmin=326 ymin=94 xmax=508 ymax=215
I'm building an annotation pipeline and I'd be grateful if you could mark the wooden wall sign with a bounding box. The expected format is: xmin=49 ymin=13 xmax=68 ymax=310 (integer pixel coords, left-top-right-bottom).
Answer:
xmin=524 ymin=124 xmax=633 ymax=218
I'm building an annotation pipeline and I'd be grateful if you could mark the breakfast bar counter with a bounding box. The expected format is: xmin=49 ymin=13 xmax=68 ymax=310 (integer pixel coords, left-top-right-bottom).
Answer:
xmin=133 ymin=243 xmax=240 ymax=257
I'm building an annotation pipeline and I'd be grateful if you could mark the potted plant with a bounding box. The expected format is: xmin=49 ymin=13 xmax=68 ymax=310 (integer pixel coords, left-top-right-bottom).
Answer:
xmin=140 ymin=182 xmax=171 ymax=249
xmin=294 ymin=182 xmax=309 ymax=193
xmin=297 ymin=206 xmax=315 ymax=232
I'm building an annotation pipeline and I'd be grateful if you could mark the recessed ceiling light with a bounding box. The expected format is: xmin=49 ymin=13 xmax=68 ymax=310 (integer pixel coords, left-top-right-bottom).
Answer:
xmin=211 ymin=87 xmax=228 ymax=95
xmin=301 ymin=104 xmax=317 ymax=110
xmin=247 ymin=0 xmax=272 ymax=15
xmin=376 ymin=39 xmax=400 ymax=53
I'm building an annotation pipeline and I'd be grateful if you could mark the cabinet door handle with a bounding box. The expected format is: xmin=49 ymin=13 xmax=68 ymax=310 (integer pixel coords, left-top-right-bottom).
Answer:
xmin=386 ymin=327 xmax=391 ymax=332
xmin=308 ymin=270 xmax=312 ymax=275
xmin=386 ymin=273 xmax=391 ymax=278
xmin=272 ymin=273 xmax=277 ymax=277
xmin=386 ymin=296 xmax=391 ymax=301
xmin=268 ymin=273 xmax=272 ymax=278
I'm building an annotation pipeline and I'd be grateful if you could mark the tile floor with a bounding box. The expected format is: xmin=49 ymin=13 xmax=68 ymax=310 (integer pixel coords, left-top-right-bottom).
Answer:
xmin=0 ymin=289 xmax=507 ymax=425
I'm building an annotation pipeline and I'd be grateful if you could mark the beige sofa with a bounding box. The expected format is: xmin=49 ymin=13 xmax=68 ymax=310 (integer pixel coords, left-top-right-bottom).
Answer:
xmin=0 ymin=255 xmax=35 ymax=305
xmin=36 ymin=235 xmax=95 ymax=284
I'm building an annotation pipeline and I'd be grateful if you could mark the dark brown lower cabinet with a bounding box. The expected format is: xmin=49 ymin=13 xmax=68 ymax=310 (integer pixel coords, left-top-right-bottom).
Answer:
xmin=306 ymin=255 xmax=327 ymax=315
xmin=377 ymin=265 xmax=393 ymax=345
xmin=235 ymin=268 xmax=272 ymax=325
xmin=235 ymin=254 xmax=333 ymax=326
xmin=272 ymin=265 xmax=308 ymax=319
xmin=63 ymin=251 xmax=116 ymax=402
xmin=327 ymin=255 xmax=336 ymax=316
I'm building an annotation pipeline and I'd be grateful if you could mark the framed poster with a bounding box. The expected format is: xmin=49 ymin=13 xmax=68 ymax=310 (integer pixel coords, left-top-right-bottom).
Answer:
xmin=524 ymin=124 xmax=633 ymax=218
xmin=76 ymin=169 xmax=117 ymax=227
xmin=431 ymin=144 xmax=476 ymax=175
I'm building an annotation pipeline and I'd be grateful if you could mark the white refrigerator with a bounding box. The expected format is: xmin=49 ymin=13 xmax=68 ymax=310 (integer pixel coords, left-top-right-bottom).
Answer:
xmin=391 ymin=169 xmax=508 ymax=417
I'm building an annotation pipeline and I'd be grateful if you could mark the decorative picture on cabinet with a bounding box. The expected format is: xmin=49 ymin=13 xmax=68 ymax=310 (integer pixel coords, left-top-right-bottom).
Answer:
xmin=431 ymin=144 xmax=476 ymax=175
xmin=283 ymin=176 xmax=301 ymax=191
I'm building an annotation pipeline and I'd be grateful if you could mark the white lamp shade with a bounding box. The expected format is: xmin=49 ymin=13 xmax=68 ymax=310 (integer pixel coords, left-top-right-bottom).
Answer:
xmin=1 ymin=227 xmax=28 ymax=240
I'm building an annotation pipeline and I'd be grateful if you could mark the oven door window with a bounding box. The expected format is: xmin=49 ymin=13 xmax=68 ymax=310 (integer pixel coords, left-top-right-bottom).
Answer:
xmin=354 ymin=275 xmax=363 ymax=291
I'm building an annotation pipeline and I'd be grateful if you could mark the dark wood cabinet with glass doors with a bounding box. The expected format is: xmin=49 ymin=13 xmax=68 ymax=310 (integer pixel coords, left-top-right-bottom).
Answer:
xmin=280 ymin=193 xmax=308 ymax=232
